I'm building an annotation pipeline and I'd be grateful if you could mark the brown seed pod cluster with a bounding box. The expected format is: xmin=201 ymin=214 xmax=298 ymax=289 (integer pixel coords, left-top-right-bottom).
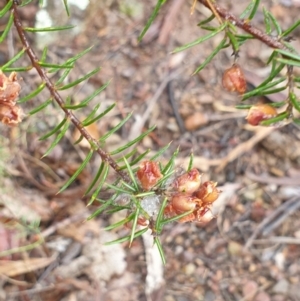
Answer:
xmin=222 ymin=64 xmax=247 ymax=94
xmin=136 ymin=162 xmax=220 ymax=224
xmin=164 ymin=168 xmax=219 ymax=223
xmin=0 ymin=71 xmax=23 ymax=126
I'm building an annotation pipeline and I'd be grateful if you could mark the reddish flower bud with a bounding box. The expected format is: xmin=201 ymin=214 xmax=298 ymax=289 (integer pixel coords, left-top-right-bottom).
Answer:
xmin=136 ymin=161 xmax=162 ymax=190
xmin=195 ymin=181 xmax=219 ymax=204
xmin=246 ymin=104 xmax=277 ymax=126
xmin=171 ymin=193 xmax=198 ymax=213
xmin=222 ymin=64 xmax=247 ymax=94
xmin=173 ymin=168 xmax=201 ymax=194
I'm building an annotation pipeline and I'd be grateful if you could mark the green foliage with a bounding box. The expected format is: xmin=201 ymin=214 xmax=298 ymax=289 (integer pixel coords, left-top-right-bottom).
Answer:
xmin=140 ymin=0 xmax=300 ymax=127
xmin=1 ymin=0 xmax=300 ymax=263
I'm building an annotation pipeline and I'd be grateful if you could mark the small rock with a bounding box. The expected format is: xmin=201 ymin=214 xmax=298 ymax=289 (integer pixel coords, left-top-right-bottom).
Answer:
xmin=254 ymin=291 xmax=270 ymax=301
xmin=184 ymin=112 xmax=208 ymax=131
xmin=272 ymin=278 xmax=289 ymax=294
xmin=184 ymin=263 xmax=196 ymax=275
xmin=242 ymin=280 xmax=258 ymax=299
xmin=228 ymin=241 xmax=243 ymax=256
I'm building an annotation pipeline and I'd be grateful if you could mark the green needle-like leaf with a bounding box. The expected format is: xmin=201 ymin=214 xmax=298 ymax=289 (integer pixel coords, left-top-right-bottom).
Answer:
xmin=263 ymin=7 xmax=271 ymax=34
xmin=187 ymin=152 xmax=194 ymax=172
xmin=82 ymin=103 xmax=115 ymax=127
xmin=155 ymin=197 xmax=168 ymax=234
xmin=289 ymin=92 xmax=300 ymax=112
xmin=20 ymin=0 xmax=34 ymax=6
xmin=105 ymin=183 xmax=132 ymax=194
xmin=50 ymin=63 xmax=73 ymax=79
xmin=74 ymin=135 xmax=84 ymax=145
xmin=106 ymin=205 xmax=131 ymax=215
xmin=110 ymin=126 xmax=156 ymax=155
xmin=24 ymin=25 xmax=75 ymax=32
xmin=84 ymin=162 xmax=105 ymax=196
xmin=150 ymin=143 xmax=171 ymax=161
xmin=42 ymin=121 xmax=70 ymax=158
xmin=276 ymin=58 xmax=300 ymax=68
xmin=1 ymin=48 xmax=26 ymax=70
xmin=105 ymin=228 xmax=148 ymax=245
xmin=29 ymin=98 xmax=52 ymax=115
xmin=84 ymin=162 xmax=104 ymax=195
xmin=273 ymin=49 xmax=300 ymax=62
xmin=198 ymin=14 xmax=215 ymax=26
xmin=118 ymin=149 xmax=150 ymax=171
xmin=281 ymin=20 xmax=300 ymax=38
xmin=39 ymin=118 xmax=67 ymax=140
xmin=120 ymin=181 xmax=137 ymax=193
xmin=293 ymin=118 xmax=300 ymax=125
xmin=89 ymin=163 xmax=109 ymax=205
xmin=161 ymin=210 xmax=194 ymax=225
xmin=0 ymin=0 xmax=12 ymax=18
xmin=18 ymin=83 xmax=46 ymax=103
xmin=41 ymin=47 xmax=48 ymax=62
xmin=267 ymin=11 xmax=282 ymax=35
xmin=135 ymin=191 xmax=155 ymax=198
xmin=255 ymin=63 xmax=285 ymax=90
xmin=248 ymin=0 xmax=260 ymax=20
xmin=123 ymin=157 xmax=139 ymax=191
xmin=138 ymin=0 xmax=165 ymax=42
xmin=100 ymin=113 xmax=132 ymax=142
xmin=62 ymin=46 xmax=94 ymax=66
xmin=57 ymin=67 xmax=101 ymax=90
xmin=57 ymin=149 xmax=94 ymax=194
xmin=243 ymin=77 xmax=286 ymax=100
xmin=0 ymin=12 xmax=13 ymax=43
xmin=88 ymin=198 xmax=114 ymax=220
xmin=193 ymin=38 xmax=226 ymax=74
xmin=116 ymin=149 xmax=138 ymax=163
xmin=154 ymin=237 xmax=166 ymax=265
xmin=62 ymin=0 xmax=70 ymax=16
xmin=64 ymin=81 xmax=110 ymax=110
xmin=173 ymin=23 xmax=227 ymax=53
xmin=104 ymin=213 xmax=134 ymax=231
xmin=129 ymin=208 xmax=140 ymax=246
xmin=162 ymin=148 xmax=179 ymax=174
xmin=239 ymin=0 xmax=255 ymax=19
xmin=38 ymin=62 xmax=73 ymax=69
xmin=226 ymin=31 xmax=239 ymax=53
xmin=260 ymin=111 xmax=289 ymax=126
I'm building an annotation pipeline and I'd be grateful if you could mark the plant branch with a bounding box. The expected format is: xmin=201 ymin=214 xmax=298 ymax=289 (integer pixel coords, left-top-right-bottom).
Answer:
xmin=198 ymin=0 xmax=285 ymax=50
xmin=11 ymin=2 xmax=131 ymax=184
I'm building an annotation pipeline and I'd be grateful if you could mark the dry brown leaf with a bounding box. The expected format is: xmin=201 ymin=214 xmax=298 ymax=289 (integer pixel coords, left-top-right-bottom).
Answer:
xmin=184 ymin=112 xmax=209 ymax=131
xmin=0 ymin=256 xmax=56 ymax=277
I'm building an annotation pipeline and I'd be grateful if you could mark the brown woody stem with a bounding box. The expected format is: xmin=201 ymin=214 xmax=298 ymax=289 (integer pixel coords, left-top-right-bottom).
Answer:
xmin=11 ymin=2 xmax=131 ymax=184
xmin=198 ymin=0 xmax=285 ymax=50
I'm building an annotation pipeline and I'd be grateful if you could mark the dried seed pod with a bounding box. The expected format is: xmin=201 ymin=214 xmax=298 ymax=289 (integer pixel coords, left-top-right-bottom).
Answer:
xmin=136 ymin=161 xmax=162 ymax=190
xmin=0 ymin=71 xmax=21 ymax=103
xmin=195 ymin=181 xmax=219 ymax=204
xmin=170 ymin=193 xmax=198 ymax=213
xmin=173 ymin=168 xmax=201 ymax=194
xmin=246 ymin=104 xmax=277 ymax=126
xmin=222 ymin=64 xmax=246 ymax=94
xmin=0 ymin=103 xmax=23 ymax=125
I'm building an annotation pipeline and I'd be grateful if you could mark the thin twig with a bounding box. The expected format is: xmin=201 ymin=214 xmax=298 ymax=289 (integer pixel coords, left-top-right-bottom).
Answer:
xmin=253 ymin=236 xmax=300 ymax=245
xmin=198 ymin=0 xmax=285 ymax=50
xmin=11 ymin=2 xmax=130 ymax=183
xmin=244 ymin=196 xmax=300 ymax=250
